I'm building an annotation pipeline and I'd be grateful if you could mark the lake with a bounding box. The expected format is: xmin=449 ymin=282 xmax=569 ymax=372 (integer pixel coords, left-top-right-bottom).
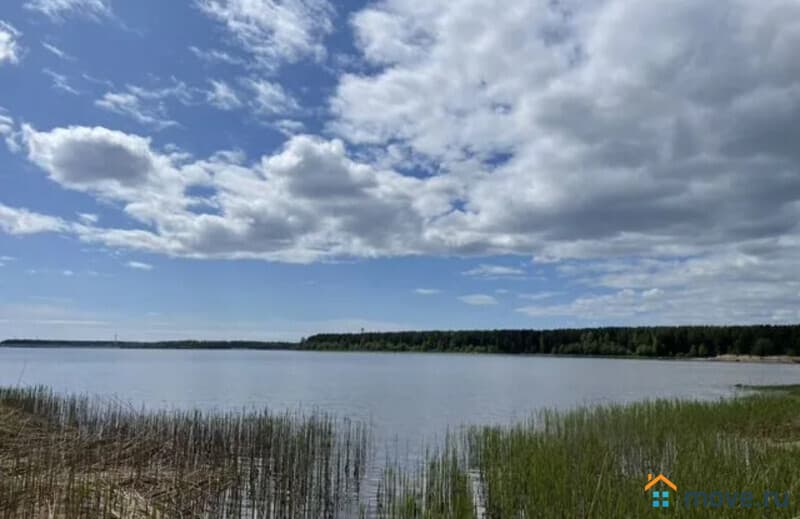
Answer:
xmin=1 ymin=347 xmax=799 ymax=458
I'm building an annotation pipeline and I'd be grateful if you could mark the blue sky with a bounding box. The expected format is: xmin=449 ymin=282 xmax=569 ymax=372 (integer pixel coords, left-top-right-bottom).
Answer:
xmin=1 ymin=0 xmax=799 ymax=340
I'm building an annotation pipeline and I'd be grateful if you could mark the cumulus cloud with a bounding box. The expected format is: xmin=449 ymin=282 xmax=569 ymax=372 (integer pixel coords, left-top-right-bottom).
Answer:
xmin=17 ymin=125 xmax=452 ymax=262
xmin=23 ymin=125 xmax=165 ymax=191
xmin=197 ymin=0 xmax=335 ymax=70
xmin=0 ymin=203 xmax=66 ymax=235
xmin=332 ymin=0 xmax=800 ymax=260
xmin=414 ymin=288 xmax=440 ymax=295
xmin=25 ymin=0 xmax=112 ymax=20
xmin=0 ymin=21 xmax=21 ymax=65
xmin=459 ymin=294 xmax=499 ymax=306
xmin=7 ymin=0 xmax=800 ymax=325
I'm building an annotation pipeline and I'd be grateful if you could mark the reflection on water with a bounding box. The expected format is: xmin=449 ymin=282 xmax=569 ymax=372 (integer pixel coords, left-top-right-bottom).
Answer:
xmin=0 ymin=347 xmax=798 ymax=455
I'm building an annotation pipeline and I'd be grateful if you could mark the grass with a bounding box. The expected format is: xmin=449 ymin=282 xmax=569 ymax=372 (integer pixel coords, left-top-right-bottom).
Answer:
xmin=2 ymin=385 xmax=800 ymax=517
xmin=0 ymin=386 xmax=369 ymax=518
xmin=377 ymin=385 xmax=800 ymax=518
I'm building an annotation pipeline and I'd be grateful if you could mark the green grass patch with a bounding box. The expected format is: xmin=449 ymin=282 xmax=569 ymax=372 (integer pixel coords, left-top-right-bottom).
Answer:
xmin=379 ymin=386 xmax=800 ymax=518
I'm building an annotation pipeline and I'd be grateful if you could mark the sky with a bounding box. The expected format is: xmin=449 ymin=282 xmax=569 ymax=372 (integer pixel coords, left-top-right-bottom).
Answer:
xmin=0 ymin=0 xmax=799 ymax=341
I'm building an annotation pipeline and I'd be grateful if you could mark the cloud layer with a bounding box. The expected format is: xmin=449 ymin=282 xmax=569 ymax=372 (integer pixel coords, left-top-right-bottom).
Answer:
xmin=2 ymin=0 xmax=800 ymax=324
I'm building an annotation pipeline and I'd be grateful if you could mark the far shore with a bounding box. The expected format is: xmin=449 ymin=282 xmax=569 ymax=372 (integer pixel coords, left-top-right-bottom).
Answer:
xmin=701 ymin=353 xmax=800 ymax=364
xmin=3 ymin=340 xmax=800 ymax=365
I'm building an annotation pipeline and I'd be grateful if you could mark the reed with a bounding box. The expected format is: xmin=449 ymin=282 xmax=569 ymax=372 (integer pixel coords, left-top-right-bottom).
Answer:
xmin=0 ymin=385 xmax=369 ymax=518
xmin=374 ymin=438 xmax=473 ymax=519
xmin=378 ymin=386 xmax=800 ymax=518
xmin=3 ymin=385 xmax=799 ymax=518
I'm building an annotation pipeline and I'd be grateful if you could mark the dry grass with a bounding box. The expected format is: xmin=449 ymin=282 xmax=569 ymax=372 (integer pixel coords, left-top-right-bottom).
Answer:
xmin=0 ymin=386 xmax=369 ymax=518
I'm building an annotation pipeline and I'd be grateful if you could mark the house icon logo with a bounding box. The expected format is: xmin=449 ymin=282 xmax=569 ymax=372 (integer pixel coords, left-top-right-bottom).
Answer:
xmin=645 ymin=473 xmax=677 ymax=509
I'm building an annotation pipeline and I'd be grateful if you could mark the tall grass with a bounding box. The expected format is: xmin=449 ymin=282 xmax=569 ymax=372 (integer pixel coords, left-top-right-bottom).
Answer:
xmin=375 ymin=438 xmax=474 ymax=519
xmin=0 ymin=386 xmax=369 ymax=518
xmin=379 ymin=387 xmax=800 ymax=518
xmin=3 ymin=385 xmax=799 ymax=517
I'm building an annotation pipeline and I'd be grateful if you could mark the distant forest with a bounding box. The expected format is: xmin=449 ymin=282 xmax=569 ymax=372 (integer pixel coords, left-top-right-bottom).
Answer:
xmin=0 ymin=340 xmax=294 ymax=350
xmin=5 ymin=325 xmax=800 ymax=357
xmin=301 ymin=325 xmax=800 ymax=357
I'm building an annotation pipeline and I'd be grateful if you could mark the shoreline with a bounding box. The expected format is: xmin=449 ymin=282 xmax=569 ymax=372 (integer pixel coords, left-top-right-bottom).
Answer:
xmin=3 ymin=342 xmax=800 ymax=364
xmin=699 ymin=354 xmax=800 ymax=364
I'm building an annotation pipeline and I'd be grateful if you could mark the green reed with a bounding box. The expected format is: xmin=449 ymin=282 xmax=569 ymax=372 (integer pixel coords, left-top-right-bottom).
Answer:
xmin=378 ymin=386 xmax=800 ymax=518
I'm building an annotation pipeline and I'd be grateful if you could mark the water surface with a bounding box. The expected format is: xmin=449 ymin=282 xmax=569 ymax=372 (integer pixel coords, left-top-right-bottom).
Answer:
xmin=1 ymin=348 xmax=798 ymax=454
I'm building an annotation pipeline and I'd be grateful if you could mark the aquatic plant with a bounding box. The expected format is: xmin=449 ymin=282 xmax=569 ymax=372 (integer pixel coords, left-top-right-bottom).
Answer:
xmin=0 ymin=385 xmax=369 ymax=518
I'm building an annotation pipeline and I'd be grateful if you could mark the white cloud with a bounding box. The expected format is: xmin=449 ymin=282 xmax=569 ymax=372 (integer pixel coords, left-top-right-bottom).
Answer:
xmin=515 ymin=248 xmax=800 ymax=324
xmin=462 ymin=264 xmax=525 ymax=279
xmin=0 ymin=203 xmax=66 ymax=235
xmin=197 ymin=0 xmax=335 ymax=70
xmin=414 ymin=288 xmax=440 ymax=295
xmin=0 ymin=112 xmax=12 ymax=135
xmin=77 ymin=212 xmax=98 ymax=224
xmin=207 ymin=80 xmax=242 ymax=110
xmin=95 ymin=81 xmax=195 ymax=130
xmin=96 ymin=92 xmax=178 ymax=130
xmin=23 ymin=125 xmax=165 ymax=191
xmin=245 ymin=79 xmax=299 ymax=116
xmin=8 ymin=0 xmax=800 ymax=324
xmin=126 ymin=261 xmax=153 ymax=271
xmin=42 ymin=42 xmax=73 ymax=60
xmin=331 ymin=0 xmax=800 ymax=262
xmin=459 ymin=294 xmax=499 ymax=306
xmin=518 ymin=291 xmax=561 ymax=301
xmin=0 ymin=21 xmax=21 ymax=65
xmin=19 ymin=125 xmax=450 ymax=262
xmin=62 ymin=269 xmax=74 ymax=276
xmin=0 ymin=110 xmax=19 ymax=151
xmin=189 ymin=45 xmax=245 ymax=66
xmin=24 ymin=0 xmax=112 ymax=20
xmin=43 ymin=68 xmax=80 ymax=95
xmin=274 ymin=119 xmax=305 ymax=136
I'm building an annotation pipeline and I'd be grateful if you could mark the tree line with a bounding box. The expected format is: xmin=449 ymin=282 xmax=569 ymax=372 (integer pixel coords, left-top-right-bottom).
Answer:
xmin=6 ymin=326 xmax=800 ymax=357
xmin=0 ymin=339 xmax=294 ymax=350
xmin=301 ymin=325 xmax=800 ymax=357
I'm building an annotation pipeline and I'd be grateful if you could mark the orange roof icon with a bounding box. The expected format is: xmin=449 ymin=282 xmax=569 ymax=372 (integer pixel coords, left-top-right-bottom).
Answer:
xmin=644 ymin=473 xmax=677 ymax=492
